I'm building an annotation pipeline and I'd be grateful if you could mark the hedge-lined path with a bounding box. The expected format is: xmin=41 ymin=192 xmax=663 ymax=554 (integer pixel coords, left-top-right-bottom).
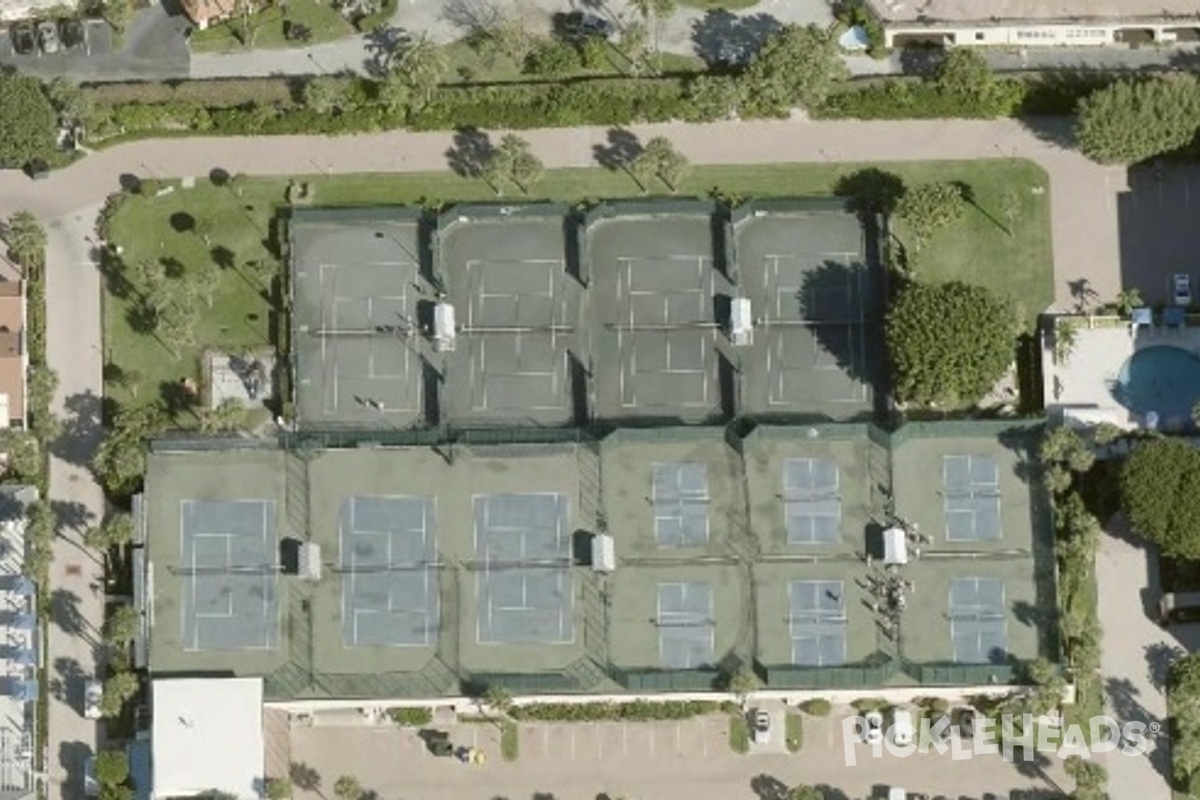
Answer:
xmin=1 ymin=116 xmax=1128 ymax=800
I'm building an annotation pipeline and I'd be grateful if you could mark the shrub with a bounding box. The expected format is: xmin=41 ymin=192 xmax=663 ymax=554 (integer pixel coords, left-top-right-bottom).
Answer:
xmin=388 ymin=707 xmax=433 ymax=726
xmin=799 ymin=698 xmax=832 ymax=716
xmin=508 ymin=700 xmax=723 ymax=722
xmin=524 ymin=39 xmax=581 ymax=76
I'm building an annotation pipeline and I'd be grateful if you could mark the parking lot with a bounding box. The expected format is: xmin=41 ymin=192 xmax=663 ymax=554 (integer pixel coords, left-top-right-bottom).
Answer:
xmin=283 ymin=705 xmax=1073 ymax=800
xmin=0 ymin=6 xmax=188 ymax=80
xmin=1117 ymin=162 xmax=1200 ymax=306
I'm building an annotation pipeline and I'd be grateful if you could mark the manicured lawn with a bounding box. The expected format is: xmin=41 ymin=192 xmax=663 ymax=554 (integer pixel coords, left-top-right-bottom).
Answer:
xmin=103 ymin=158 xmax=1052 ymax=424
xmin=188 ymin=0 xmax=387 ymax=52
xmin=728 ymin=712 xmax=749 ymax=753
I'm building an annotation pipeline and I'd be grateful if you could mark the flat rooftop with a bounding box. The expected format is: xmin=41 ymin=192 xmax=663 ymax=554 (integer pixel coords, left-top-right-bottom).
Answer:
xmin=140 ymin=421 xmax=1052 ymax=697
xmin=868 ymin=0 xmax=1200 ymax=23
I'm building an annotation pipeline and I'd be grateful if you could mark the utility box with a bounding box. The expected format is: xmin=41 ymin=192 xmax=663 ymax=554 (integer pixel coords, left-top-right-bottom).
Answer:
xmin=433 ymin=303 xmax=456 ymax=353
xmin=729 ymin=298 xmax=753 ymax=346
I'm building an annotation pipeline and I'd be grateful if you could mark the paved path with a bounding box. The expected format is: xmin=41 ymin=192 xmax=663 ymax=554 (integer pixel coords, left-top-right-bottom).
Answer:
xmin=41 ymin=208 xmax=107 ymax=800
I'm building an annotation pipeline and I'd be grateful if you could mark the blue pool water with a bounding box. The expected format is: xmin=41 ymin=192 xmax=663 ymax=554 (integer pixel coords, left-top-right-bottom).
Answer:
xmin=1114 ymin=345 xmax=1200 ymax=422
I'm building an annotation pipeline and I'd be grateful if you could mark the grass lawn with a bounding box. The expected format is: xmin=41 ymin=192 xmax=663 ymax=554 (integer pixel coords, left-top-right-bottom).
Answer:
xmin=728 ymin=712 xmax=749 ymax=754
xmin=103 ymin=158 xmax=1052 ymax=425
xmin=785 ymin=713 xmax=803 ymax=753
xmin=500 ymin=720 xmax=519 ymax=761
xmin=188 ymin=0 xmax=390 ymax=52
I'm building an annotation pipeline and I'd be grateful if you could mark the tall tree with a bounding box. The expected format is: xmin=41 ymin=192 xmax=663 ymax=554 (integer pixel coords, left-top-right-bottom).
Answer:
xmin=390 ymin=34 xmax=447 ymax=110
xmin=1076 ymin=76 xmax=1200 ymax=164
xmin=0 ymin=70 xmax=56 ymax=169
xmin=644 ymin=136 xmax=690 ymax=192
xmin=4 ymin=211 xmax=47 ymax=270
xmin=377 ymin=70 xmax=411 ymax=117
xmin=740 ymin=24 xmax=847 ymax=116
xmin=0 ymin=429 xmax=40 ymax=481
xmin=934 ymin=48 xmax=996 ymax=100
xmin=198 ymin=398 xmax=248 ymax=434
xmin=85 ymin=513 xmax=135 ymax=551
xmin=895 ymin=181 xmax=966 ymax=251
xmin=332 ymin=776 xmax=362 ymax=800
xmin=1121 ymin=438 xmax=1200 ymax=559
xmin=45 ymin=77 xmax=91 ymax=125
xmin=303 ymin=77 xmax=344 ymax=115
xmin=93 ymin=750 xmax=130 ymax=788
xmin=886 ymin=280 xmax=1018 ymax=406
xmin=100 ymin=671 xmax=139 ymax=717
xmin=495 ymin=134 xmax=543 ymax=195
xmin=104 ymin=605 xmax=141 ymax=647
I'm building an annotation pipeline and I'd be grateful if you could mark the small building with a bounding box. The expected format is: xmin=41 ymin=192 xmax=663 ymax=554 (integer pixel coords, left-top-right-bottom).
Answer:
xmin=867 ymin=0 xmax=1200 ymax=48
xmin=151 ymin=678 xmax=264 ymax=799
xmin=180 ymin=0 xmax=237 ymax=30
xmin=0 ymin=280 xmax=27 ymax=429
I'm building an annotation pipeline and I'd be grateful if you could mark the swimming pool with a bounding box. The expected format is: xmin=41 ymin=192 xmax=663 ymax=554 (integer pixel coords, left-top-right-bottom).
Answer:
xmin=1113 ymin=345 xmax=1200 ymax=423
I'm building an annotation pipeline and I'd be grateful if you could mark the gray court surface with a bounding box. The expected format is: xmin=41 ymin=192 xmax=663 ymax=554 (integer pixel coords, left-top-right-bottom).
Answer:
xmin=339 ymin=496 xmax=439 ymax=647
xmin=734 ymin=206 xmax=880 ymax=419
xmin=474 ymin=493 xmax=574 ymax=645
xmin=656 ymin=582 xmax=714 ymax=669
xmin=943 ymin=455 xmax=1001 ymax=541
xmin=588 ymin=213 xmax=731 ymax=422
xmin=291 ymin=212 xmax=427 ymax=428
xmin=440 ymin=215 xmax=580 ymax=426
xmin=179 ymin=500 xmax=278 ymax=652
xmin=652 ymin=462 xmax=710 ymax=548
xmin=789 ymin=579 xmax=847 ymax=667
xmin=783 ymin=457 xmax=841 ymax=544
xmin=949 ymin=577 xmax=1007 ymax=664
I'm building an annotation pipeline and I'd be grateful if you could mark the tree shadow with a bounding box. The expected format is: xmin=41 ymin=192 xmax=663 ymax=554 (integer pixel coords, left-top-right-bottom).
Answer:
xmin=50 ymin=588 xmax=93 ymax=641
xmin=53 ymin=389 xmax=104 ymax=465
xmin=51 ymin=500 xmax=95 ymax=536
xmin=1017 ymin=113 xmax=1079 ymax=152
xmin=58 ymin=739 xmax=92 ymax=795
xmin=50 ymin=656 xmax=83 ymax=706
xmin=1010 ymin=747 xmax=1068 ymax=795
xmin=125 ymin=301 xmax=157 ymax=335
xmin=593 ymin=127 xmax=642 ymax=171
xmin=446 ymin=127 xmax=495 ymax=179
xmin=833 ymin=167 xmax=907 ymax=219
xmin=1067 ymin=277 xmax=1099 ymax=312
xmin=691 ymin=10 xmax=781 ymax=67
xmin=439 ymin=0 xmax=502 ymax=33
xmin=159 ymin=380 xmax=199 ymax=421
xmin=168 ymin=211 xmax=195 ymax=233
xmin=160 ymin=255 xmax=185 ymax=279
xmin=798 ymin=259 xmax=878 ymax=387
xmin=898 ymin=44 xmax=944 ymax=78
xmin=749 ymin=774 xmax=789 ymax=800
xmin=98 ymin=247 xmax=133 ymax=300
xmin=1146 ymin=640 xmax=1184 ymax=693
xmin=364 ymin=24 xmax=407 ymax=77
xmin=209 ymin=167 xmax=230 ymax=187
xmin=211 ymin=245 xmax=236 ymax=271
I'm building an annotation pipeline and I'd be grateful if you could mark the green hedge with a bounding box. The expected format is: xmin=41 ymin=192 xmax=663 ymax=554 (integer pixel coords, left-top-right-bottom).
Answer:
xmin=509 ymin=700 xmax=727 ymax=722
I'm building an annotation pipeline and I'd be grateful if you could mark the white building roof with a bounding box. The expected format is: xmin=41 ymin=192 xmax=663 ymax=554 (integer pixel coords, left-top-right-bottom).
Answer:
xmin=152 ymin=678 xmax=264 ymax=800
xmin=870 ymin=0 xmax=1200 ymax=23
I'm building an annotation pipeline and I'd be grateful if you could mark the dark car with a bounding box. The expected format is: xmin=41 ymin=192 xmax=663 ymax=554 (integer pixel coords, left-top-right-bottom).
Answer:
xmin=10 ymin=23 xmax=36 ymax=55
xmin=563 ymin=11 xmax=614 ymax=39
xmin=59 ymin=18 xmax=84 ymax=49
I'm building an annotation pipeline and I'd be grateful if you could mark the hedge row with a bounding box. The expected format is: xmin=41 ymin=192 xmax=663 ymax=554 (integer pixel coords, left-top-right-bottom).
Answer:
xmin=509 ymin=700 xmax=730 ymax=722
xmin=80 ymin=68 xmax=1117 ymax=147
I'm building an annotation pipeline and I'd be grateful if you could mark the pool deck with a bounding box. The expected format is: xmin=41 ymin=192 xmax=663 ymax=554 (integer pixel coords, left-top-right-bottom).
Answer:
xmin=1044 ymin=319 xmax=1200 ymax=429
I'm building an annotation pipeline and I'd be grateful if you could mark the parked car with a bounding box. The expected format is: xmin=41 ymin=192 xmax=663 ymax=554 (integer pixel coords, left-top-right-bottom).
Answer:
xmin=562 ymin=11 xmax=613 ymax=38
xmin=890 ymin=706 xmax=914 ymax=747
xmin=10 ymin=23 xmax=36 ymax=55
xmin=862 ymin=710 xmax=884 ymax=744
xmin=749 ymin=708 xmax=771 ymax=744
xmin=83 ymin=679 xmax=102 ymax=719
xmin=1174 ymin=273 xmax=1192 ymax=307
xmin=37 ymin=20 xmax=60 ymax=53
xmin=59 ymin=17 xmax=84 ymax=49
xmin=83 ymin=756 xmax=98 ymax=797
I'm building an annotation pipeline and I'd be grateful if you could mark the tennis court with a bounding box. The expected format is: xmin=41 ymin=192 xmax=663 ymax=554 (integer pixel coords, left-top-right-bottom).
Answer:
xmin=339 ymin=495 xmax=439 ymax=648
xmin=291 ymin=212 xmax=426 ymax=428
xmin=179 ymin=499 xmax=279 ymax=652
xmin=734 ymin=206 xmax=880 ymax=419
xmin=788 ymin=579 xmax=848 ymax=667
xmin=652 ymin=461 xmax=711 ymax=548
xmin=656 ymin=582 xmax=715 ymax=669
xmin=440 ymin=214 xmax=579 ymax=425
xmin=948 ymin=577 xmax=1008 ymax=664
xmin=942 ymin=455 xmax=1002 ymax=541
xmin=473 ymin=492 xmax=574 ymax=645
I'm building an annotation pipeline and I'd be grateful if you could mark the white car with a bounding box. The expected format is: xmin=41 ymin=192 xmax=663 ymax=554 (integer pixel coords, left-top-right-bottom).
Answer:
xmin=83 ymin=679 xmax=102 ymax=720
xmin=862 ymin=710 xmax=884 ymax=743
xmin=1174 ymin=274 xmax=1192 ymax=307
xmin=83 ymin=756 xmax=98 ymax=797
xmin=749 ymin=708 xmax=771 ymax=744
xmin=890 ymin=706 xmax=914 ymax=747
xmin=36 ymin=21 xmax=60 ymax=54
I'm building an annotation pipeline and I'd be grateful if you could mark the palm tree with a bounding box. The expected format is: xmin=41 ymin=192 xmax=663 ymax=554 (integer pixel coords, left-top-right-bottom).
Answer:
xmin=628 ymin=0 xmax=676 ymax=73
xmin=288 ymin=763 xmax=322 ymax=797
xmin=391 ymin=34 xmax=447 ymax=110
xmin=198 ymin=398 xmax=248 ymax=435
xmin=332 ymin=776 xmax=362 ymax=800
xmin=4 ymin=211 xmax=46 ymax=272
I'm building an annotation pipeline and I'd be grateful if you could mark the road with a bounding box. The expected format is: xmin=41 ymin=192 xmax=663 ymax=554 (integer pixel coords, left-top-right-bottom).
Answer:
xmin=0 ymin=116 xmax=1127 ymax=800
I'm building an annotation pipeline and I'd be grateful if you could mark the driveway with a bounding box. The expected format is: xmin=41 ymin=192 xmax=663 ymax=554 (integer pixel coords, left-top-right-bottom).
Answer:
xmin=1114 ymin=161 xmax=1200 ymax=305
xmin=284 ymin=709 xmax=1070 ymax=799
xmin=0 ymin=7 xmax=188 ymax=80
